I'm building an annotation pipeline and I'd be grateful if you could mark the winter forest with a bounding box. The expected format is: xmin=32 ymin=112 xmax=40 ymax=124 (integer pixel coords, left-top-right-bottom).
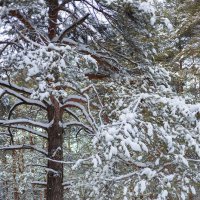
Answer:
xmin=0 ymin=0 xmax=199 ymax=199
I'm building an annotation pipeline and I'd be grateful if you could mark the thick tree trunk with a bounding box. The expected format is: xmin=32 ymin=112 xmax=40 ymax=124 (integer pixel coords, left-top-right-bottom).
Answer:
xmin=47 ymin=98 xmax=64 ymax=200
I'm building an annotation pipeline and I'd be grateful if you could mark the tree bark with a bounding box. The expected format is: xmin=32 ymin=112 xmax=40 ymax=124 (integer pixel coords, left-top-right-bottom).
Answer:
xmin=47 ymin=0 xmax=59 ymax=40
xmin=47 ymin=98 xmax=64 ymax=200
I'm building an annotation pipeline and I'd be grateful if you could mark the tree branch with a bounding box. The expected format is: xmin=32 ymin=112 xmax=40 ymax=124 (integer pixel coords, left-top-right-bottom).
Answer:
xmin=61 ymin=39 xmax=120 ymax=76
xmin=57 ymin=13 xmax=90 ymax=42
xmin=8 ymin=9 xmax=48 ymax=43
xmin=62 ymin=121 xmax=93 ymax=133
xmin=9 ymin=10 xmax=35 ymax=31
xmin=0 ymin=144 xmax=48 ymax=156
xmin=6 ymin=124 xmax=48 ymax=139
xmin=0 ymin=119 xmax=49 ymax=129
xmin=61 ymin=101 xmax=94 ymax=129
xmin=0 ymin=79 xmax=32 ymax=95
xmin=3 ymin=88 xmax=46 ymax=109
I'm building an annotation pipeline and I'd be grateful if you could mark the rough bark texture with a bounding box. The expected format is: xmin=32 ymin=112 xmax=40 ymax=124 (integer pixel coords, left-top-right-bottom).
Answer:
xmin=47 ymin=96 xmax=64 ymax=200
xmin=47 ymin=0 xmax=59 ymax=40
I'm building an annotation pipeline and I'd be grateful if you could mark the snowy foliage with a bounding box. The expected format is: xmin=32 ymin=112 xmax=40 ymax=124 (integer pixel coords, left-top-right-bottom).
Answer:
xmin=66 ymin=65 xmax=200 ymax=200
xmin=1 ymin=42 xmax=97 ymax=100
xmin=0 ymin=0 xmax=200 ymax=200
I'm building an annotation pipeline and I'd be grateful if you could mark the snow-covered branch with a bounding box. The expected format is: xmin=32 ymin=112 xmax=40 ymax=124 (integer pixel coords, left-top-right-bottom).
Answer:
xmin=63 ymin=95 xmax=88 ymax=104
xmin=0 ymin=119 xmax=49 ymax=129
xmin=0 ymin=79 xmax=32 ymax=95
xmin=46 ymin=157 xmax=74 ymax=165
xmin=0 ymin=144 xmax=48 ymax=156
xmin=7 ymin=125 xmax=47 ymax=139
xmin=62 ymin=121 xmax=94 ymax=133
xmin=3 ymin=87 xmax=46 ymax=109
xmin=32 ymin=181 xmax=47 ymax=186
xmin=62 ymin=101 xmax=95 ymax=130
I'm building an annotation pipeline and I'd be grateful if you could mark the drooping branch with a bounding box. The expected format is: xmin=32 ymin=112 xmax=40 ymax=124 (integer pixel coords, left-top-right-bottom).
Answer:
xmin=62 ymin=101 xmax=95 ymax=129
xmin=64 ymin=108 xmax=80 ymax=121
xmin=0 ymin=38 xmax=24 ymax=56
xmin=62 ymin=121 xmax=94 ymax=133
xmin=63 ymin=95 xmax=87 ymax=104
xmin=3 ymin=87 xmax=47 ymax=109
xmin=8 ymin=101 xmax=26 ymax=120
xmin=7 ymin=100 xmax=47 ymax=144
xmin=0 ymin=119 xmax=50 ymax=130
xmin=0 ymin=132 xmax=10 ymax=137
xmin=57 ymin=13 xmax=90 ymax=42
xmin=5 ymin=124 xmax=48 ymax=139
xmin=0 ymin=144 xmax=48 ymax=156
xmin=0 ymin=79 xmax=32 ymax=95
xmin=0 ymin=40 xmax=23 ymax=49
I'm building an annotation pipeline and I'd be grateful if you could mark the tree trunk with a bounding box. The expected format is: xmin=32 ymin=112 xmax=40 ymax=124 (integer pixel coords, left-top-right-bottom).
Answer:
xmin=46 ymin=98 xmax=64 ymax=200
xmin=12 ymin=150 xmax=19 ymax=200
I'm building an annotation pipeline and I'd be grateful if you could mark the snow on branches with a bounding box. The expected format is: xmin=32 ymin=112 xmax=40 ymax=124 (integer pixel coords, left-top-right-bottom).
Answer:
xmin=70 ymin=88 xmax=200 ymax=199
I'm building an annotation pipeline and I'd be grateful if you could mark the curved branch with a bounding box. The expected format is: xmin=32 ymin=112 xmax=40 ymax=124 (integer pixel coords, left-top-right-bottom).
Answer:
xmin=0 ymin=144 xmax=48 ymax=156
xmin=62 ymin=101 xmax=95 ymax=129
xmin=0 ymin=132 xmax=10 ymax=137
xmin=64 ymin=108 xmax=80 ymax=121
xmin=63 ymin=121 xmax=94 ymax=133
xmin=0 ymin=79 xmax=32 ymax=95
xmin=7 ymin=125 xmax=48 ymax=139
xmin=63 ymin=95 xmax=87 ymax=104
xmin=0 ymin=119 xmax=49 ymax=129
xmin=4 ymin=88 xmax=46 ymax=109
xmin=8 ymin=101 xmax=47 ymax=144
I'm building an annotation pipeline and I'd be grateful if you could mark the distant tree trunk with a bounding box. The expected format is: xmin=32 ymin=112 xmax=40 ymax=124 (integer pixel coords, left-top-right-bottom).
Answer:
xmin=177 ymin=60 xmax=184 ymax=94
xmin=46 ymin=97 xmax=64 ymax=200
xmin=177 ymin=38 xmax=184 ymax=94
xmin=12 ymin=150 xmax=19 ymax=200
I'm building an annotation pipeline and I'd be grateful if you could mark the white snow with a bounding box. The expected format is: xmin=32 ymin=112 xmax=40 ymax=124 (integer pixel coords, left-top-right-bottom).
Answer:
xmin=0 ymin=88 xmax=4 ymax=96
xmin=163 ymin=18 xmax=173 ymax=31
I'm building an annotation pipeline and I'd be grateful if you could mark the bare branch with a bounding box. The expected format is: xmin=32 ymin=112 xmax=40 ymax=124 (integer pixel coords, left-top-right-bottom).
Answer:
xmin=32 ymin=181 xmax=47 ymax=186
